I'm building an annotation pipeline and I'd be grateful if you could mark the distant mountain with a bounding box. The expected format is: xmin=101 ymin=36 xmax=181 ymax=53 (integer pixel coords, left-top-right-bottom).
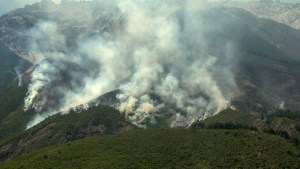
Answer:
xmin=221 ymin=1 xmax=300 ymax=30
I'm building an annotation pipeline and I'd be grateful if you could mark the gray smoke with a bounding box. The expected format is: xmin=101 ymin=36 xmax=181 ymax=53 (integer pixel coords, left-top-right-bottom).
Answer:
xmin=25 ymin=0 xmax=239 ymax=128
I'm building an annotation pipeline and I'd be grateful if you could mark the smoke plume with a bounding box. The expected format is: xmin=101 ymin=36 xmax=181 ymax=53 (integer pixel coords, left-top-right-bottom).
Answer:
xmin=24 ymin=0 xmax=239 ymax=128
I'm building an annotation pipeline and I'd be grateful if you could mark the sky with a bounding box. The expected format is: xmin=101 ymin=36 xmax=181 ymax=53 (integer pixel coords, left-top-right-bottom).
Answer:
xmin=0 ymin=0 xmax=300 ymax=16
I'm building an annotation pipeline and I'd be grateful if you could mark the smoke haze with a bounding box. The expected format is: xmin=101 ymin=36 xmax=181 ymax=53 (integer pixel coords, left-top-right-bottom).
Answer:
xmin=1 ymin=0 xmax=300 ymax=16
xmin=24 ymin=0 xmax=240 ymax=128
xmin=0 ymin=0 xmax=64 ymax=16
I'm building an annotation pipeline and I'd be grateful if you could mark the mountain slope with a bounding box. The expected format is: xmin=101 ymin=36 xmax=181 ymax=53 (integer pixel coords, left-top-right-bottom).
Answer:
xmin=0 ymin=84 xmax=35 ymax=145
xmin=0 ymin=104 xmax=134 ymax=161
xmin=192 ymin=109 xmax=300 ymax=145
xmin=222 ymin=1 xmax=300 ymax=30
xmin=0 ymin=42 xmax=31 ymax=86
xmin=89 ymin=7 xmax=300 ymax=114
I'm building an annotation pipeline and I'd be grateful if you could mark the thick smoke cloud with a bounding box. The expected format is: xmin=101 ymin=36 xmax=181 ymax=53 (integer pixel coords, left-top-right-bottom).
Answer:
xmin=24 ymin=0 xmax=239 ymax=128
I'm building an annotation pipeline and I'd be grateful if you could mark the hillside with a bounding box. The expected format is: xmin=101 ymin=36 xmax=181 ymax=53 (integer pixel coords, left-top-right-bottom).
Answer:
xmin=2 ymin=129 xmax=300 ymax=168
xmin=192 ymin=109 xmax=300 ymax=145
xmin=0 ymin=104 xmax=134 ymax=161
xmin=0 ymin=81 xmax=134 ymax=161
xmin=0 ymin=84 xmax=35 ymax=145
xmin=1 ymin=106 xmax=299 ymax=162
xmin=222 ymin=1 xmax=300 ymax=30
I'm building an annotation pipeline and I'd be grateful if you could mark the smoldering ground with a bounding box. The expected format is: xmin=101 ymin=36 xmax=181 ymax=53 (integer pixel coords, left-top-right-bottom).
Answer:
xmin=24 ymin=0 xmax=240 ymax=128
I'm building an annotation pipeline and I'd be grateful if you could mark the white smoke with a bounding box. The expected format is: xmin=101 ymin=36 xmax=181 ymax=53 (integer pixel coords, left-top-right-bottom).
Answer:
xmin=24 ymin=0 xmax=238 ymax=128
xmin=279 ymin=101 xmax=285 ymax=110
xmin=14 ymin=62 xmax=25 ymax=87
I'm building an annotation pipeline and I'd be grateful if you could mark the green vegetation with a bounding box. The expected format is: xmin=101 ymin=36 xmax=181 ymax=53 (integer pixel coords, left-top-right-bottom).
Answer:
xmin=1 ymin=129 xmax=300 ymax=169
xmin=270 ymin=110 xmax=300 ymax=121
xmin=0 ymin=105 xmax=134 ymax=161
xmin=24 ymin=105 xmax=133 ymax=145
xmin=0 ymin=81 xmax=135 ymax=161
xmin=296 ymin=124 xmax=300 ymax=132
xmin=192 ymin=109 xmax=300 ymax=147
xmin=264 ymin=116 xmax=300 ymax=146
xmin=202 ymin=109 xmax=258 ymax=127
xmin=0 ymin=85 xmax=26 ymax=122
xmin=0 ymin=85 xmax=35 ymax=145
